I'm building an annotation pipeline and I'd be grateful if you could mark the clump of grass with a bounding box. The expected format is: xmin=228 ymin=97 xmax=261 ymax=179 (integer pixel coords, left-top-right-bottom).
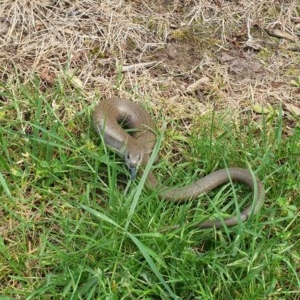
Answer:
xmin=0 ymin=78 xmax=299 ymax=298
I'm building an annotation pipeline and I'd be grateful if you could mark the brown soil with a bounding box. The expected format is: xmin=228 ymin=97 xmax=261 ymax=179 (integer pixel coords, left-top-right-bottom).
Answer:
xmin=0 ymin=0 xmax=299 ymax=122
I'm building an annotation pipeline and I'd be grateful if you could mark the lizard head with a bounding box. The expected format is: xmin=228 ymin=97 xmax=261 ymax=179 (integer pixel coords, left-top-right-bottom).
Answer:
xmin=125 ymin=146 xmax=144 ymax=180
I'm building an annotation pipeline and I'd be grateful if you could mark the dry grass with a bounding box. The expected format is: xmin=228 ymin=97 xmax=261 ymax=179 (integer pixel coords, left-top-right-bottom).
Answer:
xmin=0 ymin=0 xmax=299 ymax=121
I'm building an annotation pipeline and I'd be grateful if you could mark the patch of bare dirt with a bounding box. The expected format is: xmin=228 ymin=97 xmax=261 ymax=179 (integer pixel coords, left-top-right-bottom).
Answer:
xmin=0 ymin=0 xmax=299 ymax=123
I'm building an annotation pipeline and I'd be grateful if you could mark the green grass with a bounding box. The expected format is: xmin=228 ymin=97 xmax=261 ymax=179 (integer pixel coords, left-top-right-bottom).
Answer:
xmin=0 ymin=78 xmax=299 ymax=299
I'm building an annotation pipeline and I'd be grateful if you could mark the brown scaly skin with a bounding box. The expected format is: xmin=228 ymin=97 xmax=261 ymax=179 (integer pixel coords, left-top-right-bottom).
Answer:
xmin=93 ymin=97 xmax=265 ymax=229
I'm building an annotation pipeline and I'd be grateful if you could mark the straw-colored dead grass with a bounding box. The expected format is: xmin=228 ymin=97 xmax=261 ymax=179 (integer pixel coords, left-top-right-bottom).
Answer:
xmin=0 ymin=0 xmax=299 ymax=120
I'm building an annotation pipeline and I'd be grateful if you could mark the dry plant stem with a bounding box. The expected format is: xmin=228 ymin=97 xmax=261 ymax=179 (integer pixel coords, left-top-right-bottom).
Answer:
xmin=265 ymin=28 xmax=299 ymax=42
xmin=121 ymin=61 xmax=160 ymax=72
xmin=93 ymin=98 xmax=265 ymax=229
